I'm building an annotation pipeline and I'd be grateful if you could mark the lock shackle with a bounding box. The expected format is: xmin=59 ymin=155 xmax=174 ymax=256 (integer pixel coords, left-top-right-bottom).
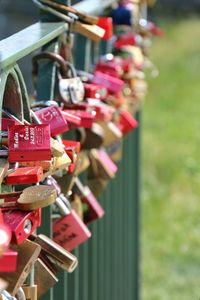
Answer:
xmin=32 ymin=52 xmax=68 ymax=79
xmin=32 ymin=52 xmax=77 ymax=80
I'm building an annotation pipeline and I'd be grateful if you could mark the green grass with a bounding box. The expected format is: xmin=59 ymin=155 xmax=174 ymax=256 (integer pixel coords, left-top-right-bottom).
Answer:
xmin=142 ymin=18 xmax=200 ymax=300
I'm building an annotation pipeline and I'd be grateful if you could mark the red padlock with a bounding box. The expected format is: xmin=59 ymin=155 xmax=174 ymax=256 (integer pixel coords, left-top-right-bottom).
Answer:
xmin=34 ymin=105 xmax=69 ymax=136
xmin=5 ymin=166 xmax=44 ymax=185
xmin=62 ymin=110 xmax=95 ymax=128
xmin=61 ymin=110 xmax=81 ymax=128
xmin=3 ymin=209 xmax=41 ymax=244
xmin=0 ymin=249 xmax=17 ymax=272
xmin=84 ymin=83 xmax=108 ymax=100
xmin=114 ymin=32 xmax=138 ymax=49
xmin=87 ymin=100 xmax=114 ymax=122
xmin=95 ymin=60 xmax=123 ymax=78
xmin=8 ymin=124 xmax=51 ymax=162
xmin=97 ymin=16 xmax=113 ymax=40
xmin=53 ymin=196 xmax=91 ymax=252
xmin=117 ymin=111 xmax=139 ymax=135
xmin=93 ymin=71 xmax=125 ymax=94
xmin=95 ymin=55 xmax=133 ymax=76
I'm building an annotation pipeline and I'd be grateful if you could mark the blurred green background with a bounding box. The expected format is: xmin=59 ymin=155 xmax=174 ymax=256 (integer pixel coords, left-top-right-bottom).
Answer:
xmin=142 ymin=18 xmax=200 ymax=300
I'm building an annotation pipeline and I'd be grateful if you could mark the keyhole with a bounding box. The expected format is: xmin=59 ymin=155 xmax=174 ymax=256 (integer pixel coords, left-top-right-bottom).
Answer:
xmin=23 ymin=219 xmax=32 ymax=234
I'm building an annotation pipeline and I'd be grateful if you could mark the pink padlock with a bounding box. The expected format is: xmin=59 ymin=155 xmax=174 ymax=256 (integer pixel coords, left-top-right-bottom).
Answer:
xmin=93 ymin=71 xmax=125 ymax=94
xmin=53 ymin=195 xmax=91 ymax=252
xmin=74 ymin=178 xmax=105 ymax=224
xmin=35 ymin=105 xmax=69 ymax=136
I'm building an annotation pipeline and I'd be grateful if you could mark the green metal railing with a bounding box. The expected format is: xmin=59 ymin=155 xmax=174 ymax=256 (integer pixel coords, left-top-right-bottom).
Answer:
xmin=0 ymin=1 xmax=140 ymax=299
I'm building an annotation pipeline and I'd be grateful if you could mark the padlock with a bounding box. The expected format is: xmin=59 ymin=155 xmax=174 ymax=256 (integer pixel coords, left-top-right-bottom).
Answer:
xmin=114 ymin=32 xmax=139 ymax=49
xmin=92 ymin=71 xmax=125 ymax=94
xmin=34 ymin=105 xmax=69 ymax=136
xmin=62 ymin=109 xmax=95 ymax=128
xmin=72 ymin=22 xmax=105 ymax=42
xmin=5 ymin=167 xmax=44 ymax=185
xmin=97 ymin=121 xmax=123 ymax=148
xmin=97 ymin=16 xmax=113 ymax=40
xmin=33 ymin=256 xmax=58 ymax=299
xmin=32 ymin=52 xmax=84 ymax=105
xmin=58 ymin=61 xmax=85 ymax=105
xmin=84 ymin=83 xmax=108 ymax=100
xmin=96 ymin=54 xmax=133 ymax=76
xmin=79 ymin=123 xmax=104 ymax=150
xmin=0 ymin=224 xmax=11 ymax=256
xmin=95 ymin=58 xmax=123 ymax=79
xmin=117 ymin=110 xmax=138 ymax=134
xmin=0 ymin=239 xmax=41 ymax=296
xmin=3 ymin=209 xmax=41 ymax=244
xmin=74 ymin=179 xmax=104 ymax=224
xmin=86 ymin=99 xmax=114 ymax=122
xmin=0 ymin=249 xmax=17 ymax=272
xmin=7 ymin=124 xmax=51 ymax=163
xmin=30 ymin=110 xmax=67 ymax=159
xmin=61 ymin=110 xmax=81 ymax=128
xmin=31 ymin=234 xmax=78 ymax=273
xmin=53 ymin=195 xmax=91 ymax=251
xmin=88 ymin=149 xmax=118 ymax=180
xmin=17 ymin=185 xmax=57 ymax=211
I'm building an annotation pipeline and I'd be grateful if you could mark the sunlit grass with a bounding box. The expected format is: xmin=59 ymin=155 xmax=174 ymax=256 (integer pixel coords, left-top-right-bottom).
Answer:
xmin=142 ymin=18 xmax=200 ymax=300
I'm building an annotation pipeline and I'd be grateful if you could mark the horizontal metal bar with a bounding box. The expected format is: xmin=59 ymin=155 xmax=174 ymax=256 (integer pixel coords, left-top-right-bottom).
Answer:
xmin=73 ymin=0 xmax=116 ymax=14
xmin=0 ymin=22 xmax=67 ymax=69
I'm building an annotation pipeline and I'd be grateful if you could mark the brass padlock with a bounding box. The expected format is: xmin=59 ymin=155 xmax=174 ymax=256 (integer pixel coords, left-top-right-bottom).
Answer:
xmin=35 ymin=255 xmax=58 ymax=299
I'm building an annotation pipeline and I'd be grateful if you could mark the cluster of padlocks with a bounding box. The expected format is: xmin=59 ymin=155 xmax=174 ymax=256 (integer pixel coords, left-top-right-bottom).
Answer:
xmin=0 ymin=0 xmax=162 ymax=299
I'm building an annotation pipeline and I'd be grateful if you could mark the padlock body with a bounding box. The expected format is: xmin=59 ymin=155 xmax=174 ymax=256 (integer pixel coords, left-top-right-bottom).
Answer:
xmin=118 ymin=110 xmax=138 ymax=134
xmin=3 ymin=209 xmax=41 ymax=244
xmin=97 ymin=17 xmax=113 ymax=40
xmin=84 ymin=83 xmax=108 ymax=100
xmin=93 ymin=71 xmax=124 ymax=93
xmin=35 ymin=105 xmax=69 ymax=136
xmin=8 ymin=124 xmax=51 ymax=162
xmin=5 ymin=167 xmax=43 ymax=185
xmin=53 ymin=209 xmax=91 ymax=252
xmin=82 ymin=187 xmax=105 ymax=224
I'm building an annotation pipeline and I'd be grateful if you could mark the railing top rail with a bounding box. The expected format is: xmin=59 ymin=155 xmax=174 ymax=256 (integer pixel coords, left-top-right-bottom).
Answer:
xmin=0 ymin=22 xmax=67 ymax=69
